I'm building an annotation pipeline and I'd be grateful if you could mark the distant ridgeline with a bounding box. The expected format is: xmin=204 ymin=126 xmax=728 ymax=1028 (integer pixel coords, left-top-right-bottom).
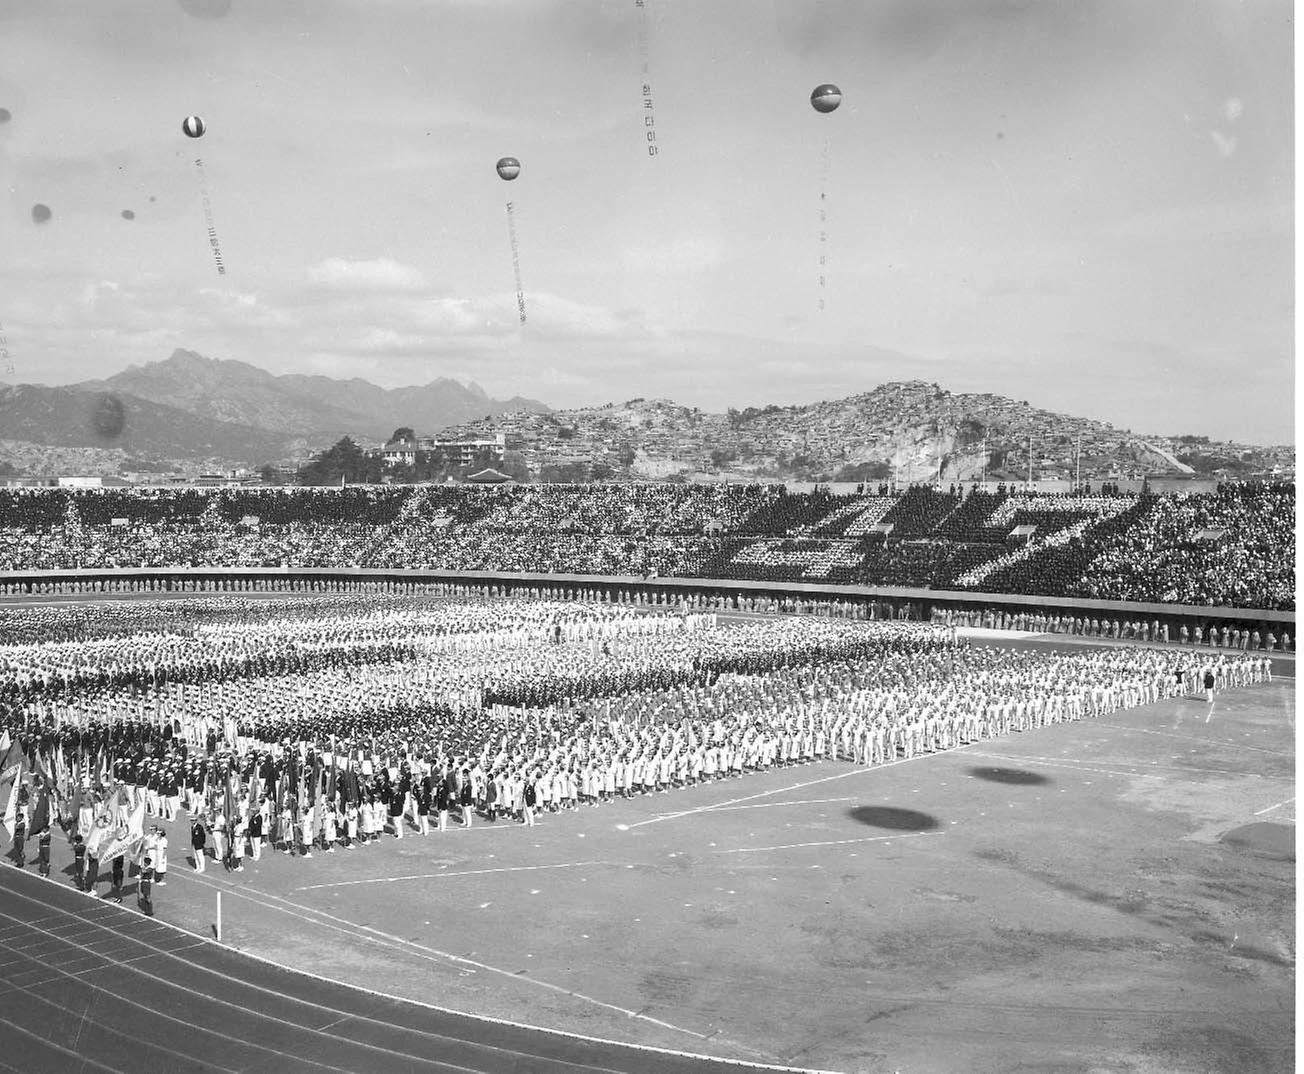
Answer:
xmin=0 ymin=483 xmax=1292 ymax=612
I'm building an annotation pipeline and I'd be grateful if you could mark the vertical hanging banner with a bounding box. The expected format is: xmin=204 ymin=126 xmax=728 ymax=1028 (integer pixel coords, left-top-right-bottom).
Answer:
xmin=505 ymin=202 xmax=526 ymax=324
xmin=0 ymin=321 xmax=12 ymax=377
xmin=818 ymin=138 xmax=830 ymax=312
xmin=636 ymin=0 xmax=660 ymax=156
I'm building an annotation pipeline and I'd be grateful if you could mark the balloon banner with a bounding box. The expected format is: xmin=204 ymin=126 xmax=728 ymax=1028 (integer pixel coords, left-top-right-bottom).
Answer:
xmin=0 ymin=320 xmax=11 ymax=377
xmin=810 ymin=85 xmax=840 ymax=312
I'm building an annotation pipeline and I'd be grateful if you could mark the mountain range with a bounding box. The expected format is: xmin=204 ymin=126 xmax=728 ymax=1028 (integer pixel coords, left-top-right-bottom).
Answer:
xmin=0 ymin=350 xmax=1291 ymax=480
xmin=0 ymin=350 xmax=549 ymax=470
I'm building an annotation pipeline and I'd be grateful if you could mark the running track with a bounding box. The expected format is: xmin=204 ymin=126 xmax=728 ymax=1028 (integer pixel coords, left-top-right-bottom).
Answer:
xmin=0 ymin=866 xmax=825 ymax=1074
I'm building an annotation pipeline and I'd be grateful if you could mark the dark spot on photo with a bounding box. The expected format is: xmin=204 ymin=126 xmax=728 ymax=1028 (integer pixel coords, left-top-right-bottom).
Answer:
xmin=92 ymin=393 xmax=127 ymax=440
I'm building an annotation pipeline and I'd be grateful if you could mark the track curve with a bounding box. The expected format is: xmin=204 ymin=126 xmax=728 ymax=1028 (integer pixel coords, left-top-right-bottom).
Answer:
xmin=0 ymin=867 xmax=835 ymax=1074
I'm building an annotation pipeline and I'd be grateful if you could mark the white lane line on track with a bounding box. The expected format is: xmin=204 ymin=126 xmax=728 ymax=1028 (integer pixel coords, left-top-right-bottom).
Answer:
xmin=0 ymin=897 xmax=567 ymax=1074
xmin=1254 ymin=798 xmax=1296 ymax=816
xmin=5 ymin=865 xmax=844 ymax=1073
xmin=295 ymin=860 xmax=621 ymax=892
xmin=627 ymin=745 xmax=983 ymax=829
xmin=719 ymin=831 xmax=945 ymax=854
xmin=653 ymin=796 xmax=854 ymax=816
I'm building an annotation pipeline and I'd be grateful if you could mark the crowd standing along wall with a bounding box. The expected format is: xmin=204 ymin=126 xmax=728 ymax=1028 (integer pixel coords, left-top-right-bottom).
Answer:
xmin=0 ymin=566 xmax=1292 ymax=654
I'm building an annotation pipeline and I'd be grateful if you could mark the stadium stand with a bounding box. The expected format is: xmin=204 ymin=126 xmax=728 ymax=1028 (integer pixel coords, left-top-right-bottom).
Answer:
xmin=0 ymin=483 xmax=1293 ymax=612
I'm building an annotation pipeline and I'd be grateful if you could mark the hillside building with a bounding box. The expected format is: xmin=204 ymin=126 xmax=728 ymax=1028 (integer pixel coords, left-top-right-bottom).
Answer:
xmin=377 ymin=432 xmax=506 ymax=468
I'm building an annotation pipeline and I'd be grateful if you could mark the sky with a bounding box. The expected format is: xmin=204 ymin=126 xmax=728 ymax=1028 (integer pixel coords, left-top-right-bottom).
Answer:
xmin=0 ymin=0 xmax=1293 ymax=444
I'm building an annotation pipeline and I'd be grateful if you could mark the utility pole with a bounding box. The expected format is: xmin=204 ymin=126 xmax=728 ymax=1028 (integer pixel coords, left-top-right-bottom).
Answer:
xmin=1027 ymin=433 xmax=1033 ymax=488
xmin=1076 ymin=432 xmax=1082 ymax=492
xmin=981 ymin=434 xmax=987 ymax=489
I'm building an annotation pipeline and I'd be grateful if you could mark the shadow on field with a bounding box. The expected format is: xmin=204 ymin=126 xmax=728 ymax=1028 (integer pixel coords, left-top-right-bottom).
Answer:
xmin=847 ymin=806 xmax=939 ymax=831
xmin=968 ymin=766 xmax=1050 ymax=786
xmin=1220 ymin=823 xmax=1295 ymax=861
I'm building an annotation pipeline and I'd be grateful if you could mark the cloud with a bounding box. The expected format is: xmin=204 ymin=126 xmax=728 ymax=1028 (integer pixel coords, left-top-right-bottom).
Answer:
xmin=306 ymin=257 xmax=428 ymax=291
xmin=621 ymin=234 xmax=725 ymax=274
xmin=1209 ymin=131 xmax=1237 ymax=158
xmin=77 ymin=280 xmax=120 ymax=308
xmin=1102 ymin=200 xmax=1287 ymax=244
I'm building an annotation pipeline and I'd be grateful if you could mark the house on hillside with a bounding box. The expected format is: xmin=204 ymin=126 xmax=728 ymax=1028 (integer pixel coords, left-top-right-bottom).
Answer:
xmin=380 ymin=439 xmax=418 ymax=467
xmin=376 ymin=432 xmax=506 ymax=469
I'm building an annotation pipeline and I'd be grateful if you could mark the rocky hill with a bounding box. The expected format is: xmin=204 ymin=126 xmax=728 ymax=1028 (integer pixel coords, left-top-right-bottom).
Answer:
xmin=437 ymin=381 xmax=1294 ymax=484
xmin=0 ymin=357 xmax=1291 ymax=482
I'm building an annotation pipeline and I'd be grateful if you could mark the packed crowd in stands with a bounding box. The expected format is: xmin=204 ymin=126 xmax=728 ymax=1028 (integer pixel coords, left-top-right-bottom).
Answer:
xmin=1 ymin=597 xmax=1272 ymax=886
xmin=0 ymin=483 xmax=1292 ymax=610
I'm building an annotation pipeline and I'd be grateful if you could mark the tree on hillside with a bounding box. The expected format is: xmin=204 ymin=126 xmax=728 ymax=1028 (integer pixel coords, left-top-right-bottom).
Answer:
xmin=833 ymin=461 xmax=890 ymax=482
xmin=297 ymin=437 xmax=381 ymax=485
xmin=390 ymin=427 xmax=415 ymax=444
xmin=498 ymin=450 xmax=531 ymax=482
xmin=540 ymin=461 xmax=590 ymax=483
xmin=257 ymin=463 xmax=286 ymax=486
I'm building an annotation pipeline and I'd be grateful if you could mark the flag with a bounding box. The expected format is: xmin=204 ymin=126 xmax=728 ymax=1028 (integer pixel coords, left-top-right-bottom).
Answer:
xmin=33 ymin=747 xmax=54 ymax=788
xmin=29 ymin=786 xmax=48 ymax=835
xmin=0 ymin=737 xmax=23 ymax=789
xmin=68 ymin=785 xmax=84 ymax=844
xmin=0 ymin=760 xmax=24 ymax=841
xmin=96 ymin=788 xmax=145 ymax=863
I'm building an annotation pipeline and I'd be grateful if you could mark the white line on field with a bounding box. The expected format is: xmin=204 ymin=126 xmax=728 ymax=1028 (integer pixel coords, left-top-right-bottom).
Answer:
xmin=719 ymin=831 xmax=945 ymax=854
xmin=964 ymin=752 xmax=1133 ymax=779
xmin=627 ymin=745 xmax=982 ymax=829
xmin=1254 ymin=798 xmax=1295 ymax=816
xmin=652 ymin=796 xmax=853 ymax=816
xmin=177 ymin=871 xmax=740 ymax=1050
xmin=296 ymin=860 xmax=618 ymax=892
xmin=1094 ymin=723 xmax=1283 ymax=756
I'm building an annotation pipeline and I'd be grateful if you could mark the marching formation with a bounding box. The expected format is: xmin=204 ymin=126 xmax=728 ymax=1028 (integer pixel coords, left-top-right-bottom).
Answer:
xmin=0 ymin=595 xmax=1272 ymax=903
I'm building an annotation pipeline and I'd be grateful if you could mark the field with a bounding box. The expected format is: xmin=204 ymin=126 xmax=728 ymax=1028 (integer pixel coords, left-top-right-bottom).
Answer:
xmin=31 ymin=633 xmax=1286 ymax=1074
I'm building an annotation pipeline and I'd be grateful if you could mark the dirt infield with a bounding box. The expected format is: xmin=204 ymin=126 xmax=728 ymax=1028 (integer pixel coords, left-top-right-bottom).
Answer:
xmin=20 ymin=661 xmax=1288 ymax=1074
